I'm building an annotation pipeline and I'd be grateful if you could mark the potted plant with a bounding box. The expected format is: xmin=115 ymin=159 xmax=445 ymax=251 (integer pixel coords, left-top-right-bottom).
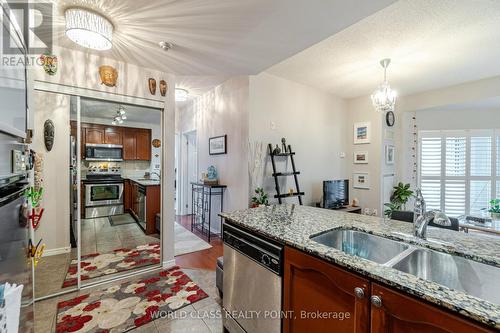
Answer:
xmin=384 ymin=182 xmax=414 ymax=217
xmin=251 ymin=187 xmax=269 ymax=208
xmin=489 ymin=199 xmax=500 ymax=220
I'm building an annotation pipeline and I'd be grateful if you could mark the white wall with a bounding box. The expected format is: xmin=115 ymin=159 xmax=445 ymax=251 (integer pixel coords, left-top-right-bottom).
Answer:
xmin=32 ymin=91 xmax=71 ymax=254
xmin=249 ymin=72 xmax=348 ymax=206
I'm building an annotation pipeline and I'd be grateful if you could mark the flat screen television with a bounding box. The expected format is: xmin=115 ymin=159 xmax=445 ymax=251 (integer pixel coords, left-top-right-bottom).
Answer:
xmin=323 ymin=180 xmax=349 ymax=209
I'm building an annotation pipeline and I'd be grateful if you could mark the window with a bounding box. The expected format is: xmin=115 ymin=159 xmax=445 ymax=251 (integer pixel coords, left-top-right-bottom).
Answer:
xmin=419 ymin=130 xmax=498 ymax=217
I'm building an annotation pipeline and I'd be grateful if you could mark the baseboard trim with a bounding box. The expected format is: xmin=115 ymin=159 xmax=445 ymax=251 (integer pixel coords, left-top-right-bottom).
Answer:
xmin=162 ymin=259 xmax=176 ymax=269
xmin=43 ymin=246 xmax=71 ymax=257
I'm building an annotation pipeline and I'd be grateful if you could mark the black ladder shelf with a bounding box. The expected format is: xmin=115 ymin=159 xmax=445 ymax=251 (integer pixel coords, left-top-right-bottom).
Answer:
xmin=268 ymin=143 xmax=304 ymax=205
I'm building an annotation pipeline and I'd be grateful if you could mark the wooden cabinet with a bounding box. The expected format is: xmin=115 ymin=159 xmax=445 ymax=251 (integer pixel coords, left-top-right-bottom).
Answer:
xmin=145 ymin=185 xmax=160 ymax=234
xmin=85 ymin=127 xmax=105 ymax=144
xmin=122 ymin=128 xmax=151 ymax=161
xmin=135 ymin=129 xmax=151 ymax=160
xmin=123 ymin=128 xmax=137 ymax=160
xmin=370 ymin=283 xmax=493 ymax=333
xmin=124 ymin=179 xmax=131 ymax=211
xmin=104 ymin=127 xmax=122 ymax=145
xmin=284 ymin=247 xmax=495 ymax=333
xmin=130 ymin=181 xmax=138 ymax=217
xmin=284 ymin=246 xmax=370 ymax=333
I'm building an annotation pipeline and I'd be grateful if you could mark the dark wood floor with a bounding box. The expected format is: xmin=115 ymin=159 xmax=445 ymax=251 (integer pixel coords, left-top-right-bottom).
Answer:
xmin=175 ymin=215 xmax=223 ymax=271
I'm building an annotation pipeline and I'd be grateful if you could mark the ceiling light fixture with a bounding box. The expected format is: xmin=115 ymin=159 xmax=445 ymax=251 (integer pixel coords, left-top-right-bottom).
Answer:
xmin=159 ymin=41 xmax=173 ymax=51
xmin=65 ymin=8 xmax=113 ymax=50
xmin=371 ymin=58 xmax=397 ymax=113
xmin=175 ymin=88 xmax=188 ymax=102
xmin=111 ymin=106 xmax=126 ymax=125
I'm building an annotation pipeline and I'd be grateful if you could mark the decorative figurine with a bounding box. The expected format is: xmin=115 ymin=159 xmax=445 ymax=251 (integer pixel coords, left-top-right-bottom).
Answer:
xmin=44 ymin=120 xmax=55 ymax=151
xmin=148 ymin=78 xmax=157 ymax=95
xmin=99 ymin=65 xmax=118 ymax=87
xmin=281 ymin=138 xmax=287 ymax=153
xmin=39 ymin=52 xmax=58 ymax=76
xmin=273 ymin=144 xmax=281 ymax=155
xmin=207 ymin=165 xmax=218 ymax=180
xmin=160 ymin=80 xmax=167 ymax=96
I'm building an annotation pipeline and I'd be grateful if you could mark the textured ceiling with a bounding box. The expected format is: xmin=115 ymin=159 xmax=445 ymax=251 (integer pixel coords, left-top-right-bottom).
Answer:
xmin=267 ymin=0 xmax=500 ymax=99
xmin=79 ymin=97 xmax=162 ymax=124
xmin=52 ymin=0 xmax=395 ymax=93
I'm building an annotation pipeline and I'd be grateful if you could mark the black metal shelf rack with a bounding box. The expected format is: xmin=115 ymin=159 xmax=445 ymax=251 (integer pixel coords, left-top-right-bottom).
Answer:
xmin=191 ymin=182 xmax=226 ymax=242
xmin=268 ymin=143 xmax=303 ymax=205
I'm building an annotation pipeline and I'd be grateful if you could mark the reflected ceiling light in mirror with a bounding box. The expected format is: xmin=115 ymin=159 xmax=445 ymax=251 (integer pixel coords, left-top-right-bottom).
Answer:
xmin=371 ymin=58 xmax=397 ymax=113
xmin=111 ymin=106 xmax=126 ymax=125
xmin=175 ymin=88 xmax=188 ymax=102
xmin=65 ymin=8 xmax=113 ymax=50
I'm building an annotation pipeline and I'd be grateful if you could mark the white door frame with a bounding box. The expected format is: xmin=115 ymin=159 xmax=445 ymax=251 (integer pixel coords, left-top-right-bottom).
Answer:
xmin=180 ymin=130 xmax=197 ymax=215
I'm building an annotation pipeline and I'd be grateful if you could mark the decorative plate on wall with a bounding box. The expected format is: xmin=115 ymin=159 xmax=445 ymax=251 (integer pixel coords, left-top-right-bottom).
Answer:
xmin=152 ymin=139 xmax=161 ymax=148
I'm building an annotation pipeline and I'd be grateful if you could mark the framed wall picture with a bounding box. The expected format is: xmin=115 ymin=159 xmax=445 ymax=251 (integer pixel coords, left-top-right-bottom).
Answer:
xmin=353 ymin=172 xmax=370 ymax=189
xmin=209 ymin=135 xmax=227 ymax=155
xmin=354 ymin=122 xmax=371 ymax=144
xmin=353 ymin=151 xmax=369 ymax=164
xmin=385 ymin=145 xmax=395 ymax=165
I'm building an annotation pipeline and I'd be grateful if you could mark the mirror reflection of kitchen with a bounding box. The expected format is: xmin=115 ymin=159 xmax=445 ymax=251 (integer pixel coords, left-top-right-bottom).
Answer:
xmin=77 ymin=97 xmax=162 ymax=286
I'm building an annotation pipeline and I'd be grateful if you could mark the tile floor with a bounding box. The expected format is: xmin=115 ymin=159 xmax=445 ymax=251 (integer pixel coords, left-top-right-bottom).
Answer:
xmin=34 ymin=268 xmax=223 ymax=333
xmin=35 ymin=215 xmax=160 ymax=299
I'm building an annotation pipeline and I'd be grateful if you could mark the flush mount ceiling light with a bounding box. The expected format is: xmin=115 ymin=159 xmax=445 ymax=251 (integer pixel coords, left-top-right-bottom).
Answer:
xmin=159 ymin=41 xmax=173 ymax=51
xmin=371 ymin=58 xmax=397 ymax=113
xmin=111 ymin=105 xmax=126 ymax=125
xmin=65 ymin=8 xmax=113 ymax=50
xmin=175 ymin=88 xmax=188 ymax=102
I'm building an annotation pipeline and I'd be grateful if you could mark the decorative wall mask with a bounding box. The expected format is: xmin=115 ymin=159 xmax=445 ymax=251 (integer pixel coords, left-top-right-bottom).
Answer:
xmin=39 ymin=53 xmax=58 ymax=76
xmin=159 ymin=80 xmax=167 ymax=96
xmin=148 ymin=78 xmax=157 ymax=95
xmin=44 ymin=120 xmax=55 ymax=151
xmin=99 ymin=65 xmax=118 ymax=87
xmin=152 ymin=139 xmax=161 ymax=148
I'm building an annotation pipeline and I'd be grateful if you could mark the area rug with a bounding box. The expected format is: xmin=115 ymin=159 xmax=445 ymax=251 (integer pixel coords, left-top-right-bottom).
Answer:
xmin=109 ymin=214 xmax=136 ymax=226
xmin=174 ymin=222 xmax=212 ymax=256
xmin=55 ymin=266 xmax=208 ymax=333
xmin=62 ymin=243 xmax=161 ymax=288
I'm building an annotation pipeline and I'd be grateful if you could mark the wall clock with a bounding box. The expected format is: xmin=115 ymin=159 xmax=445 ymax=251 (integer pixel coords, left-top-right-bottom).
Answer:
xmin=386 ymin=111 xmax=395 ymax=127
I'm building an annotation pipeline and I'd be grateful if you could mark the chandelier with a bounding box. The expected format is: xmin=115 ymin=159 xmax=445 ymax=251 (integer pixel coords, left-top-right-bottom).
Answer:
xmin=111 ymin=106 xmax=126 ymax=125
xmin=371 ymin=58 xmax=397 ymax=113
xmin=65 ymin=8 xmax=113 ymax=50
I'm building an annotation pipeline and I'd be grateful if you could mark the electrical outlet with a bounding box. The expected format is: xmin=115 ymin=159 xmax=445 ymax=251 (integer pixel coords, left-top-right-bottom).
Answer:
xmin=270 ymin=121 xmax=276 ymax=130
xmin=339 ymin=152 xmax=346 ymax=158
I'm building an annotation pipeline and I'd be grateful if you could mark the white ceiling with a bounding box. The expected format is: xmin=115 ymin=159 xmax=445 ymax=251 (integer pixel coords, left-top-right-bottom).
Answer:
xmin=78 ymin=98 xmax=162 ymax=124
xmin=267 ymin=0 xmax=500 ymax=99
xmin=53 ymin=0 xmax=396 ymax=93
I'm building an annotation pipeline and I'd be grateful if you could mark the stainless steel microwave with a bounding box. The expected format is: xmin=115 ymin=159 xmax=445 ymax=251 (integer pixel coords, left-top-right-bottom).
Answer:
xmin=85 ymin=143 xmax=123 ymax=161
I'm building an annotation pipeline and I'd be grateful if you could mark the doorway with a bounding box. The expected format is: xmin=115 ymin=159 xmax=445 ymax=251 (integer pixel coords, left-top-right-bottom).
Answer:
xmin=183 ymin=130 xmax=198 ymax=215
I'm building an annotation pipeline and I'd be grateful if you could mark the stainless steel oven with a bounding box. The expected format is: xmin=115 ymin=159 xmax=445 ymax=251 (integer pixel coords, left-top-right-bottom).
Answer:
xmin=84 ymin=181 xmax=123 ymax=218
xmin=85 ymin=143 xmax=123 ymax=161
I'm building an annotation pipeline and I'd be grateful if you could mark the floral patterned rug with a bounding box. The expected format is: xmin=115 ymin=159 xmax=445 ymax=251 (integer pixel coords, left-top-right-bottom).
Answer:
xmin=56 ymin=266 xmax=208 ymax=332
xmin=63 ymin=243 xmax=161 ymax=288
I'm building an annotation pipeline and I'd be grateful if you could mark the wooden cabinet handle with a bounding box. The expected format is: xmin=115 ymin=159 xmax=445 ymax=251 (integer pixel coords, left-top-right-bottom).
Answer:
xmin=354 ymin=287 xmax=365 ymax=299
xmin=371 ymin=295 xmax=382 ymax=308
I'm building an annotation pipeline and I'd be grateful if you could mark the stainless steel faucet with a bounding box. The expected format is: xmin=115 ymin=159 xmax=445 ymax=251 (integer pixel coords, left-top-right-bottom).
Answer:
xmin=413 ymin=188 xmax=451 ymax=239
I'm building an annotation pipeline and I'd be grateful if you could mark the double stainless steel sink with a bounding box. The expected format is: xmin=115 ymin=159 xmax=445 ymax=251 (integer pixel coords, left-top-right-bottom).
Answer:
xmin=311 ymin=229 xmax=500 ymax=305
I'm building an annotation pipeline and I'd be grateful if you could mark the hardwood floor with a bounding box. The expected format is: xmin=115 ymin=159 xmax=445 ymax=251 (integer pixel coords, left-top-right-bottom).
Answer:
xmin=175 ymin=215 xmax=223 ymax=271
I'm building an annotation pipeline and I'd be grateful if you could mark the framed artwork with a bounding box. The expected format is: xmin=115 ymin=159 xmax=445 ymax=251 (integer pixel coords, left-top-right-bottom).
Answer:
xmin=353 ymin=151 xmax=369 ymax=164
xmin=209 ymin=135 xmax=227 ymax=155
xmin=385 ymin=145 xmax=395 ymax=165
xmin=353 ymin=172 xmax=370 ymax=189
xmin=354 ymin=122 xmax=371 ymax=144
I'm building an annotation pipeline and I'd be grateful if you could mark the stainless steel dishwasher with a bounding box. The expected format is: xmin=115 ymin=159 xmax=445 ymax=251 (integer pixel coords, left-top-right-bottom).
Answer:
xmin=223 ymin=222 xmax=283 ymax=333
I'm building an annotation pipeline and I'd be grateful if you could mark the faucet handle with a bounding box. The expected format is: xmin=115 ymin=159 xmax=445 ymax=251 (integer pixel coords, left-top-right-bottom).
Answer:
xmin=433 ymin=211 xmax=451 ymax=226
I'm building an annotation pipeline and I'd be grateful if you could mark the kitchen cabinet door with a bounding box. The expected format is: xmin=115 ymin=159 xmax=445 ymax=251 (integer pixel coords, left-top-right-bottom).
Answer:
xmin=85 ymin=127 xmax=104 ymax=144
xmin=284 ymin=246 xmax=370 ymax=333
xmin=124 ymin=180 xmax=131 ymax=211
xmin=104 ymin=127 xmax=122 ymax=145
xmin=135 ymin=129 xmax=151 ymax=160
xmin=130 ymin=182 xmax=138 ymax=216
xmin=370 ymin=283 xmax=494 ymax=333
xmin=123 ymin=128 xmax=137 ymax=160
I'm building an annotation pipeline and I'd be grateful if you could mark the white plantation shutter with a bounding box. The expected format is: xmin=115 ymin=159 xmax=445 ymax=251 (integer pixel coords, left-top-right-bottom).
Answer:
xmin=419 ymin=130 xmax=498 ymax=217
xmin=471 ymin=137 xmax=491 ymax=176
xmin=421 ymin=137 xmax=441 ymax=176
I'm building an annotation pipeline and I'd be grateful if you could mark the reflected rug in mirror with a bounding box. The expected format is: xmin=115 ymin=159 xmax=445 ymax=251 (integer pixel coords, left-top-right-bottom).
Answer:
xmin=62 ymin=243 xmax=161 ymax=288
xmin=174 ymin=222 xmax=212 ymax=256
xmin=56 ymin=266 xmax=208 ymax=332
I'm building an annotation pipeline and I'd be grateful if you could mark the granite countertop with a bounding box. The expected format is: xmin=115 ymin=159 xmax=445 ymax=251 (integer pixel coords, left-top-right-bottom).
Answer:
xmin=220 ymin=205 xmax=500 ymax=329
xmin=126 ymin=177 xmax=160 ymax=186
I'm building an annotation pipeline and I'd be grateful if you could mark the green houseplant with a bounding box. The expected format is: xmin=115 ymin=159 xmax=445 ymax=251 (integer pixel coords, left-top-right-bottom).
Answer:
xmin=251 ymin=187 xmax=269 ymax=208
xmin=384 ymin=182 xmax=414 ymax=217
xmin=489 ymin=199 xmax=500 ymax=220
